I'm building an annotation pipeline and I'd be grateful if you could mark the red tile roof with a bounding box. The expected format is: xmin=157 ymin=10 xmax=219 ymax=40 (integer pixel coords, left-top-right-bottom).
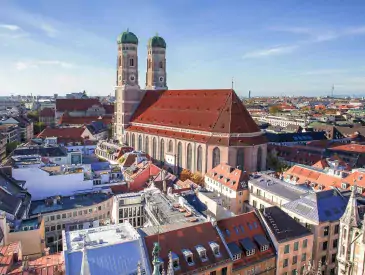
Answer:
xmin=58 ymin=114 xmax=112 ymax=125
xmin=144 ymin=222 xmax=231 ymax=274
xmin=206 ymin=163 xmax=248 ymax=191
xmin=130 ymin=89 xmax=260 ymax=134
xmin=9 ymin=253 xmax=64 ymax=274
xmin=0 ymin=242 xmax=21 ymax=275
xmin=329 ymin=143 xmax=365 ymax=153
xmin=56 ymin=98 xmax=101 ymax=112
xmin=217 ymin=212 xmax=275 ymax=270
xmin=37 ymin=127 xmax=87 ymax=144
xmin=39 ymin=108 xmax=55 ymax=117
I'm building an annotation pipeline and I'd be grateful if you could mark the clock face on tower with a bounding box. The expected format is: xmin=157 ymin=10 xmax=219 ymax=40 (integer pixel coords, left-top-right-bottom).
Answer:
xmin=129 ymin=74 xmax=136 ymax=83
xmin=159 ymin=76 xmax=164 ymax=82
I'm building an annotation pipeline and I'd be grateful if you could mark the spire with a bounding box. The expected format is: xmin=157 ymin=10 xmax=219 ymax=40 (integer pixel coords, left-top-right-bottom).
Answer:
xmin=166 ymin=251 xmax=174 ymax=275
xmin=152 ymin=242 xmax=161 ymax=275
xmin=341 ymin=183 xmax=361 ymax=227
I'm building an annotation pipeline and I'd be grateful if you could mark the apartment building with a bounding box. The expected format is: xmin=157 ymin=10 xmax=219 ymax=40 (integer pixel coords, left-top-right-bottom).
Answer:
xmin=112 ymin=192 xmax=145 ymax=228
xmin=260 ymin=206 xmax=314 ymax=275
xmin=204 ymin=164 xmax=249 ymax=214
xmin=28 ymin=192 xmax=113 ymax=252
xmin=95 ymin=140 xmax=133 ymax=164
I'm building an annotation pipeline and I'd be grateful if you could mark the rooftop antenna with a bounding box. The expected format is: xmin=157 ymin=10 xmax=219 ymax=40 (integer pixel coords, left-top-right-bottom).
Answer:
xmin=231 ymin=77 xmax=234 ymax=90
xmin=331 ymin=84 xmax=334 ymax=98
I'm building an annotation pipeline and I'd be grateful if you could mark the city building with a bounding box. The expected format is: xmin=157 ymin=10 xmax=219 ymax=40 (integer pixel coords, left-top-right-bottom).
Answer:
xmin=62 ymin=223 xmax=149 ymax=275
xmin=8 ymin=253 xmax=64 ymax=274
xmin=0 ymin=124 xmax=19 ymax=143
xmin=0 ymin=133 xmax=7 ymax=162
xmin=95 ymin=140 xmax=133 ymax=164
xmin=111 ymin=192 xmax=145 ymax=227
xmin=217 ymin=212 xmax=276 ymax=275
xmin=260 ymin=206 xmax=314 ymax=275
xmin=114 ymin=30 xmax=267 ymax=174
xmin=0 ymin=241 xmax=22 ymax=274
xmin=204 ymin=163 xmax=249 ymax=214
xmin=38 ymin=126 xmax=98 ymax=144
xmin=144 ymin=221 xmax=233 ymax=274
xmin=39 ymin=107 xmax=55 ymax=126
xmin=29 ymin=192 xmax=113 ymax=251
xmin=257 ymin=115 xmax=315 ymax=128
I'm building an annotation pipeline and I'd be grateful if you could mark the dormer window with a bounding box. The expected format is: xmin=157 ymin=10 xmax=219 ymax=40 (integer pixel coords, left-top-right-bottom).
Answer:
xmin=260 ymin=245 xmax=269 ymax=252
xmin=171 ymin=252 xmax=180 ymax=270
xmin=357 ymin=187 xmax=363 ymax=194
xmin=195 ymin=245 xmax=208 ymax=262
xmin=246 ymin=249 xmax=256 ymax=256
xmin=182 ymin=249 xmax=194 ymax=266
xmin=342 ymin=183 xmax=348 ymax=189
xmin=209 ymin=242 xmax=221 ymax=257
xmin=232 ymin=253 xmax=241 ymax=261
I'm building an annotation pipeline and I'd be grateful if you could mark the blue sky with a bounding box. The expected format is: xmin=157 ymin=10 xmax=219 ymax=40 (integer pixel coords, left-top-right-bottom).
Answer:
xmin=1 ymin=0 xmax=365 ymax=97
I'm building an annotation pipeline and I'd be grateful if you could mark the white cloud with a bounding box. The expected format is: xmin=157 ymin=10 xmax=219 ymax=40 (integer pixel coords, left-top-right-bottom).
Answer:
xmin=301 ymin=69 xmax=348 ymax=76
xmin=40 ymin=23 xmax=57 ymax=37
xmin=242 ymin=45 xmax=298 ymax=59
xmin=0 ymin=24 xmax=21 ymax=31
xmin=15 ymin=60 xmax=74 ymax=71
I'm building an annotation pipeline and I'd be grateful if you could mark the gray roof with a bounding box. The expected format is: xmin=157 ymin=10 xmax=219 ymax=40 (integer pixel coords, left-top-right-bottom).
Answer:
xmin=249 ymin=174 xmax=311 ymax=201
xmin=282 ymin=189 xmax=348 ymax=223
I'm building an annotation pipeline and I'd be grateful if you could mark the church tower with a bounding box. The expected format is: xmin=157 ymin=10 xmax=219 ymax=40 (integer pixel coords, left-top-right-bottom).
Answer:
xmin=114 ymin=30 xmax=144 ymax=143
xmin=337 ymin=186 xmax=362 ymax=274
xmin=146 ymin=34 xmax=167 ymax=90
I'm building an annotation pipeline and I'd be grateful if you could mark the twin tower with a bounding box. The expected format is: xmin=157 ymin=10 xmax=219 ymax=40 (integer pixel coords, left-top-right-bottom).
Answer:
xmin=116 ymin=29 xmax=167 ymax=90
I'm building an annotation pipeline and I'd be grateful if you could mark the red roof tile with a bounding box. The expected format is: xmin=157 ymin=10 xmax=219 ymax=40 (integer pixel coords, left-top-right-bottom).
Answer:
xmin=206 ymin=163 xmax=248 ymax=191
xmin=130 ymin=89 xmax=260 ymax=134
xmin=56 ymin=98 xmax=101 ymax=112
xmin=329 ymin=143 xmax=365 ymax=153
xmin=9 ymin=253 xmax=64 ymax=274
xmin=217 ymin=212 xmax=275 ymax=270
xmin=39 ymin=108 xmax=55 ymax=117
xmin=58 ymin=114 xmax=112 ymax=125
xmin=0 ymin=242 xmax=21 ymax=275
xmin=38 ymin=127 xmax=86 ymax=139
xmin=144 ymin=222 xmax=231 ymax=274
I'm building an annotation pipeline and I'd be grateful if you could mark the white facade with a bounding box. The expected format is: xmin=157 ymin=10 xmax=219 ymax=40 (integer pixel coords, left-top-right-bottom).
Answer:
xmin=257 ymin=115 xmax=316 ymax=127
xmin=112 ymin=193 xmax=145 ymax=228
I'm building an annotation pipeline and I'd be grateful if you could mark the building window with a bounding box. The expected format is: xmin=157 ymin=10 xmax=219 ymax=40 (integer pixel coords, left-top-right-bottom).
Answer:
xmin=301 ymin=253 xmax=306 ymax=262
xmin=62 ymin=213 xmax=66 ymax=219
xmin=152 ymin=137 xmax=157 ymax=159
xmin=186 ymin=143 xmax=192 ymax=171
xmin=284 ymin=244 xmax=290 ymax=254
xmin=212 ymin=147 xmax=220 ymax=168
xmin=292 ymin=255 xmax=297 ymax=264
xmin=159 ymin=61 xmax=163 ymax=69
xmin=177 ymin=142 xmax=182 ymax=170
xmin=303 ymin=239 xmax=307 ymax=248
xmin=331 ymin=253 xmax=336 ymax=263
xmin=129 ymin=58 xmax=134 ymax=67
xmin=291 ymin=270 xmax=297 ymax=275
xmin=283 ymin=258 xmax=288 ymax=267
xmin=321 ymin=256 xmax=326 ymax=265
xmin=131 ymin=133 xmax=135 ymax=148
xmin=168 ymin=140 xmax=173 ymax=152
xmin=246 ymin=249 xmax=255 ymax=256
xmin=196 ymin=145 xmax=202 ymax=172
xmin=294 ymin=241 xmax=299 ymax=251
xmin=119 ymin=56 xmax=122 ymax=67
xmin=333 ymin=239 xmax=338 ymax=249
xmin=252 ymin=200 xmax=257 ymax=208
xmin=334 ymin=224 xmax=339 ymax=235
xmin=160 ymin=139 xmax=165 ymax=162
xmin=324 ymin=226 xmax=329 ymax=236
xmin=138 ymin=135 xmax=142 ymax=151
xmin=144 ymin=137 xmax=149 ymax=154
xmin=232 ymin=254 xmax=241 ymax=261
xmin=257 ymin=147 xmax=262 ymax=171
xmin=236 ymin=148 xmax=245 ymax=170
xmin=323 ymin=241 xmax=328 ymax=250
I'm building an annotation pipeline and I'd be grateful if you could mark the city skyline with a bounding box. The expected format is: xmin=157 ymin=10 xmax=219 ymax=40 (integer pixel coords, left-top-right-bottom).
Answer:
xmin=1 ymin=0 xmax=365 ymax=96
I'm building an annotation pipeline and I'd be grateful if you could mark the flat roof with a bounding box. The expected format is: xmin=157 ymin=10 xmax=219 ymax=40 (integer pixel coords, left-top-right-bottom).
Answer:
xmin=29 ymin=192 xmax=112 ymax=215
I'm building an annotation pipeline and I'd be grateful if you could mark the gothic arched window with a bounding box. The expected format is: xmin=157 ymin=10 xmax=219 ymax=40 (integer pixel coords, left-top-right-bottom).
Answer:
xmin=212 ymin=147 xmax=220 ymax=168
xmin=138 ymin=135 xmax=142 ymax=151
xmin=187 ymin=143 xmax=192 ymax=171
xmin=129 ymin=58 xmax=134 ymax=67
xmin=177 ymin=142 xmax=182 ymax=170
xmin=131 ymin=133 xmax=135 ymax=148
xmin=159 ymin=61 xmax=163 ymax=69
xmin=168 ymin=140 xmax=173 ymax=152
xmin=257 ymin=147 xmax=262 ymax=171
xmin=197 ymin=146 xmax=203 ymax=172
xmin=119 ymin=56 xmax=122 ymax=67
xmin=160 ymin=139 xmax=165 ymax=162
xmin=148 ymin=59 xmax=152 ymax=69
xmin=236 ymin=148 xmax=245 ymax=170
xmin=144 ymin=137 xmax=149 ymax=154
xmin=152 ymin=137 xmax=157 ymax=159
xmin=125 ymin=133 xmax=129 ymax=146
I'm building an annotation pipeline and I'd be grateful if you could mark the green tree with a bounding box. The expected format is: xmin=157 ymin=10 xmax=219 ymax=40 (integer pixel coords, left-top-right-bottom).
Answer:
xmin=27 ymin=111 xmax=39 ymax=122
xmin=6 ymin=141 xmax=20 ymax=156
xmin=34 ymin=122 xmax=46 ymax=135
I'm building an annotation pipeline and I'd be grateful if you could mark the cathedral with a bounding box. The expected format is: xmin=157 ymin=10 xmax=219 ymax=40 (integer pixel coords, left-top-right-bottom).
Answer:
xmin=114 ymin=30 xmax=267 ymax=174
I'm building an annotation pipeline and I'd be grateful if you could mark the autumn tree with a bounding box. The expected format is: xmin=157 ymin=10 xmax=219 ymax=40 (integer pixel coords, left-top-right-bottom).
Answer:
xmin=269 ymin=106 xmax=281 ymax=114
xmin=179 ymin=169 xmax=192 ymax=181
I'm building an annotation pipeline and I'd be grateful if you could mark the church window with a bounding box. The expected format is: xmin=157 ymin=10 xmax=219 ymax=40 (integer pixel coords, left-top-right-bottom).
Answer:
xmin=160 ymin=139 xmax=165 ymax=162
xmin=144 ymin=137 xmax=149 ymax=154
xmin=152 ymin=137 xmax=157 ymax=159
xmin=119 ymin=56 xmax=122 ymax=67
xmin=177 ymin=142 xmax=182 ymax=171
xmin=138 ymin=135 xmax=142 ymax=151
xmin=212 ymin=147 xmax=220 ymax=168
xmin=257 ymin=147 xmax=262 ymax=171
xmin=148 ymin=59 xmax=152 ymax=69
xmin=131 ymin=134 xmax=135 ymax=148
xmin=197 ymin=145 xmax=202 ymax=172
xmin=125 ymin=133 xmax=129 ymax=146
xmin=159 ymin=61 xmax=163 ymax=69
xmin=168 ymin=140 xmax=173 ymax=152
xmin=187 ymin=143 xmax=192 ymax=171
xmin=129 ymin=58 xmax=134 ymax=67
xmin=236 ymin=148 xmax=245 ymax=170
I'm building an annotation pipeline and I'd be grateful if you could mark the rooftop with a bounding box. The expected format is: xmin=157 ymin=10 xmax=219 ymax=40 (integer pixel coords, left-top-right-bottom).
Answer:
xmin=9 ymin=217 xmax=41 ymax=233
xmin=13 ymin=144 xmax=67 ymax=157
xmin=261 ymin=206 xmax=312 ymax=243
xmin=206 ymin=163 xmax=248 ymax=192
xmin=249 ymin=174 xmax=311 ymax=201
xmin=29 ymin=192 xmax=112 ymax=215
xmin=0 ymin=242 xmax=21 ymax=275
xmin=56 ymin=98 xmax=101 ymax=112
